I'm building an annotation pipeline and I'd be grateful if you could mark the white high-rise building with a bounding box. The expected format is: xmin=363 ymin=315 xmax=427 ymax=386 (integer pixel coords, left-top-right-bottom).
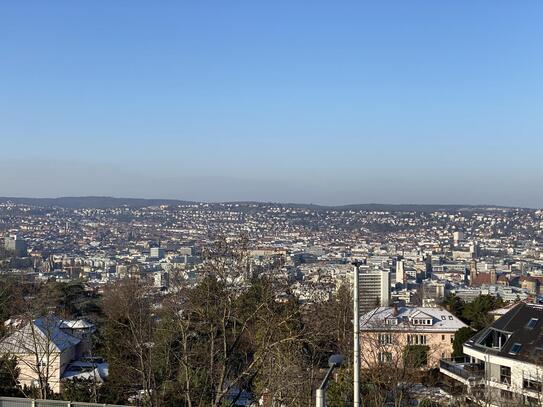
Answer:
xmin=453 ymin=231 xmax=464 ymax=243
xmin=395 ymin=259 xmax=405 ymax=285
xmin=359 ymin=269 xmax=390 ymax=313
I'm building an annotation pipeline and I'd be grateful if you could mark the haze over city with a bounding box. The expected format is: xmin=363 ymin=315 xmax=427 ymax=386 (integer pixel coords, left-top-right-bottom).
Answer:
xmin=1 ymin=1 xmax=542 ymax=207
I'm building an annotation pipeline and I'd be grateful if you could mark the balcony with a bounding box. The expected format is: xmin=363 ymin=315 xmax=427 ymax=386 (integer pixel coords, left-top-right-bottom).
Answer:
xmin=440 ymin=357 xmax=485 ymax=386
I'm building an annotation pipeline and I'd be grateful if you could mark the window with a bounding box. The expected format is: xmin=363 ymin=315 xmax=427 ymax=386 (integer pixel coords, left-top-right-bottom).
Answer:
xmin=442 ymin=335 xmax=445 ymax=341
xmin=500 ymin=390 xmax=513 ymax=400
xmin=500 ymin=366 xmax=511 ymax=384
xmin=378 ymin=352 xmax=392 ymax=364
xmin=408 ymin=334 xmax=427 ymax=345
xmin=379 ymin=333 xmax=393 ymax=345
xmin=523 ymin=378 xmax=542 ymax=392
xmin=526 ymin=318 xmax=539 ymax=329
xmin=524 ymin=396 xmax=539 ymax=406
xmin=477 ymin=328 xmax=510 ymax=350
xmin=509 ymin=343 xmax=522 ymax=355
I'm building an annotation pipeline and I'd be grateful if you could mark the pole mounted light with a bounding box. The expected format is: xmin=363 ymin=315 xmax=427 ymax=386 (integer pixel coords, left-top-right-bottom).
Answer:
xmin=315 ymin=354 xmax=344 ymax=407
xmin=352 ymin=261 xmax=362 ymax=407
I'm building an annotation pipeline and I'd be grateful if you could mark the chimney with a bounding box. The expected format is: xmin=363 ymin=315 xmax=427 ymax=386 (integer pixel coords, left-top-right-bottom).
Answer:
xmin=392 ymin=304 xmax=399 ymax=317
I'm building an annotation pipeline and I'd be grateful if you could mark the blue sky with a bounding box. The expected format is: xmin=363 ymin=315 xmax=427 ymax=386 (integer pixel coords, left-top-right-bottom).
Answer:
xmin=1 ymin=1 xmax=542 ymax=206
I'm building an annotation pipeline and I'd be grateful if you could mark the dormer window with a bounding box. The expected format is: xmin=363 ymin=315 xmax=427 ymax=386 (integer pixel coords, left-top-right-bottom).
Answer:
xmin=411 ymin=317 xmax=432 ymax=326
xmin=477 ymin=328 xmax=510 ymax=351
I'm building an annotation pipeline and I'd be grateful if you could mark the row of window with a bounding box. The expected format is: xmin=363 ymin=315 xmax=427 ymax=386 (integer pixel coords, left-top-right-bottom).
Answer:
xmin=407 ymin=334 xmax=427 ymax=345
xmin=412 ymin=319 xmax=432 ymax=325
xmin=378 ymin=333 xmax=453 ymax=344
xmin=379 ymin=334 xmax=393 ymax=345
xmin=385 ymin=315 xmax=454 ymax=325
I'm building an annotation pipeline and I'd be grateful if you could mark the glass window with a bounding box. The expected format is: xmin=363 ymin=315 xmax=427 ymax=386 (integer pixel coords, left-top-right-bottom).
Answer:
xmin=523 ymin=378 xmax=542 ymax=392
xmin=527 ymin=318 xmax=538 ymax=329
xmin=379 ymin=334 xmax=393 ymax=345
xmin=509 ymin=343 xmax=522 ymax=355
xmin=378 ymin=352 xmax=392 ymax=364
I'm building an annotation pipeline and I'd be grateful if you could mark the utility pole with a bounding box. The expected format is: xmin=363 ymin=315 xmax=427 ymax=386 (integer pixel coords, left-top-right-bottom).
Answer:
xmin=352 ymin=261 xmax=361 ymax=407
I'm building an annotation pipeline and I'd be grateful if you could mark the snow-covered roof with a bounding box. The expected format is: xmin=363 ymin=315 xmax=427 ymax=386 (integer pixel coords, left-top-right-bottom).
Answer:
xmin=62 ymin=360 xmax=108 ymax=381
xmin=360 ymin=306 xmax=467 ymax=332
xmin=0 ymin=316 xmax=81 ymax=354
xmin=59 ymin=319 xmax=95 ymax=330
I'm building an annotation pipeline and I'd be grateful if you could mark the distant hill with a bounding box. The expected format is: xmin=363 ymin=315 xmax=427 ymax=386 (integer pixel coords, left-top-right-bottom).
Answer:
xmin=0 ymin=196 xmax=522 ymax=211
xmin=0 ymin=196 xmax=191 ymax=209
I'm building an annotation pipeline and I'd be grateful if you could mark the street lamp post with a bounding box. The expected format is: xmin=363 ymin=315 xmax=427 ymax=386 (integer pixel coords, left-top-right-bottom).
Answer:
xmin=315 ymin=354 xmax=344 ymax=407
xmin=352 ymin=261 xmax=361 ymax=407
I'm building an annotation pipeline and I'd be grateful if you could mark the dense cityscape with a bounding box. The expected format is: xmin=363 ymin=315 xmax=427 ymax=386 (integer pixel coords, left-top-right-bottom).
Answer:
xmin=1 ymin=199 xmax=543 ymax=304
xmin=0 ymin=198 xmax=542 ymax=406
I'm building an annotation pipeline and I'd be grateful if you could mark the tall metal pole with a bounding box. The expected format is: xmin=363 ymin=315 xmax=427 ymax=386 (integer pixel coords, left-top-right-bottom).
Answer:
xmin=353 ymin=262 xmax=360 ymax=407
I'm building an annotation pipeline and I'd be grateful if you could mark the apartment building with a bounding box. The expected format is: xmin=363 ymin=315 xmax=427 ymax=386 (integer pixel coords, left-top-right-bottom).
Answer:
xmin=359 ymin=268 xmax=391 ymax=313
xmin=440 ymin=302 xmax=543 ymax=406
xmin=360 ymin=306 xmax=467 ymax=369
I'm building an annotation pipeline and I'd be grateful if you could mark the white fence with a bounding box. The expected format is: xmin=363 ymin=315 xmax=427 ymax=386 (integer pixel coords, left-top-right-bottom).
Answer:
xmin=0 ymin=397 xmax=127 ymax=407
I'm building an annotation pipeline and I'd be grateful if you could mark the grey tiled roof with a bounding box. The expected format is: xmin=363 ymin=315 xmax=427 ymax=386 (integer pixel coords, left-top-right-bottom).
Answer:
xmin=465 ymin=302 xmax=543 ymax=364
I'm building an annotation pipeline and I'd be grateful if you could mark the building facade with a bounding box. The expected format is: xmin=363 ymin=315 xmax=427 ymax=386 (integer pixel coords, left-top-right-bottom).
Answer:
xmin=440 ymin=303 xmax=543 ymax=406
xmin=360 ymin=306 xmax=467 ymax=369
xmin=359 ymin=269 xmax=390 ymax=313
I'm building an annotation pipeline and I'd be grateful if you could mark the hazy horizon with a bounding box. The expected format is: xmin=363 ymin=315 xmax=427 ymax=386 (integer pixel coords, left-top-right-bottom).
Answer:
xmin=1 ymin=1 xmax=542 ymax=207
xmin=0 ymin=192 xmax=538 ymax=210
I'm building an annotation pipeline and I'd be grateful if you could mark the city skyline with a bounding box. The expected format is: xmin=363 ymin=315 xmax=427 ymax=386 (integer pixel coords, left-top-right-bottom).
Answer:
xmin=2 ymin=3 xmax=543 ymax=406
xmin=1 ymin=1 xmax=542 ymax=207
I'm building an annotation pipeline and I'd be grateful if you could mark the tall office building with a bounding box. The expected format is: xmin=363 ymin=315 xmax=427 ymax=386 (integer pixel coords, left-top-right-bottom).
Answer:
xmin=469 ymin=241 xmax=481 ymax=258
xmin=4 ymin=235 xmax=27 ymax=257
xmin=359 ymin=269 xmax=390 ymax=313
xmin=150 ymin=247 xmax=165 ymax=259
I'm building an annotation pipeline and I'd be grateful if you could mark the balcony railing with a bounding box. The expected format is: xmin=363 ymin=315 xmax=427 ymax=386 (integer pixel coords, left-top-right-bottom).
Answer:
xmin=440 ymin=357 xmax=485 ymax=384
